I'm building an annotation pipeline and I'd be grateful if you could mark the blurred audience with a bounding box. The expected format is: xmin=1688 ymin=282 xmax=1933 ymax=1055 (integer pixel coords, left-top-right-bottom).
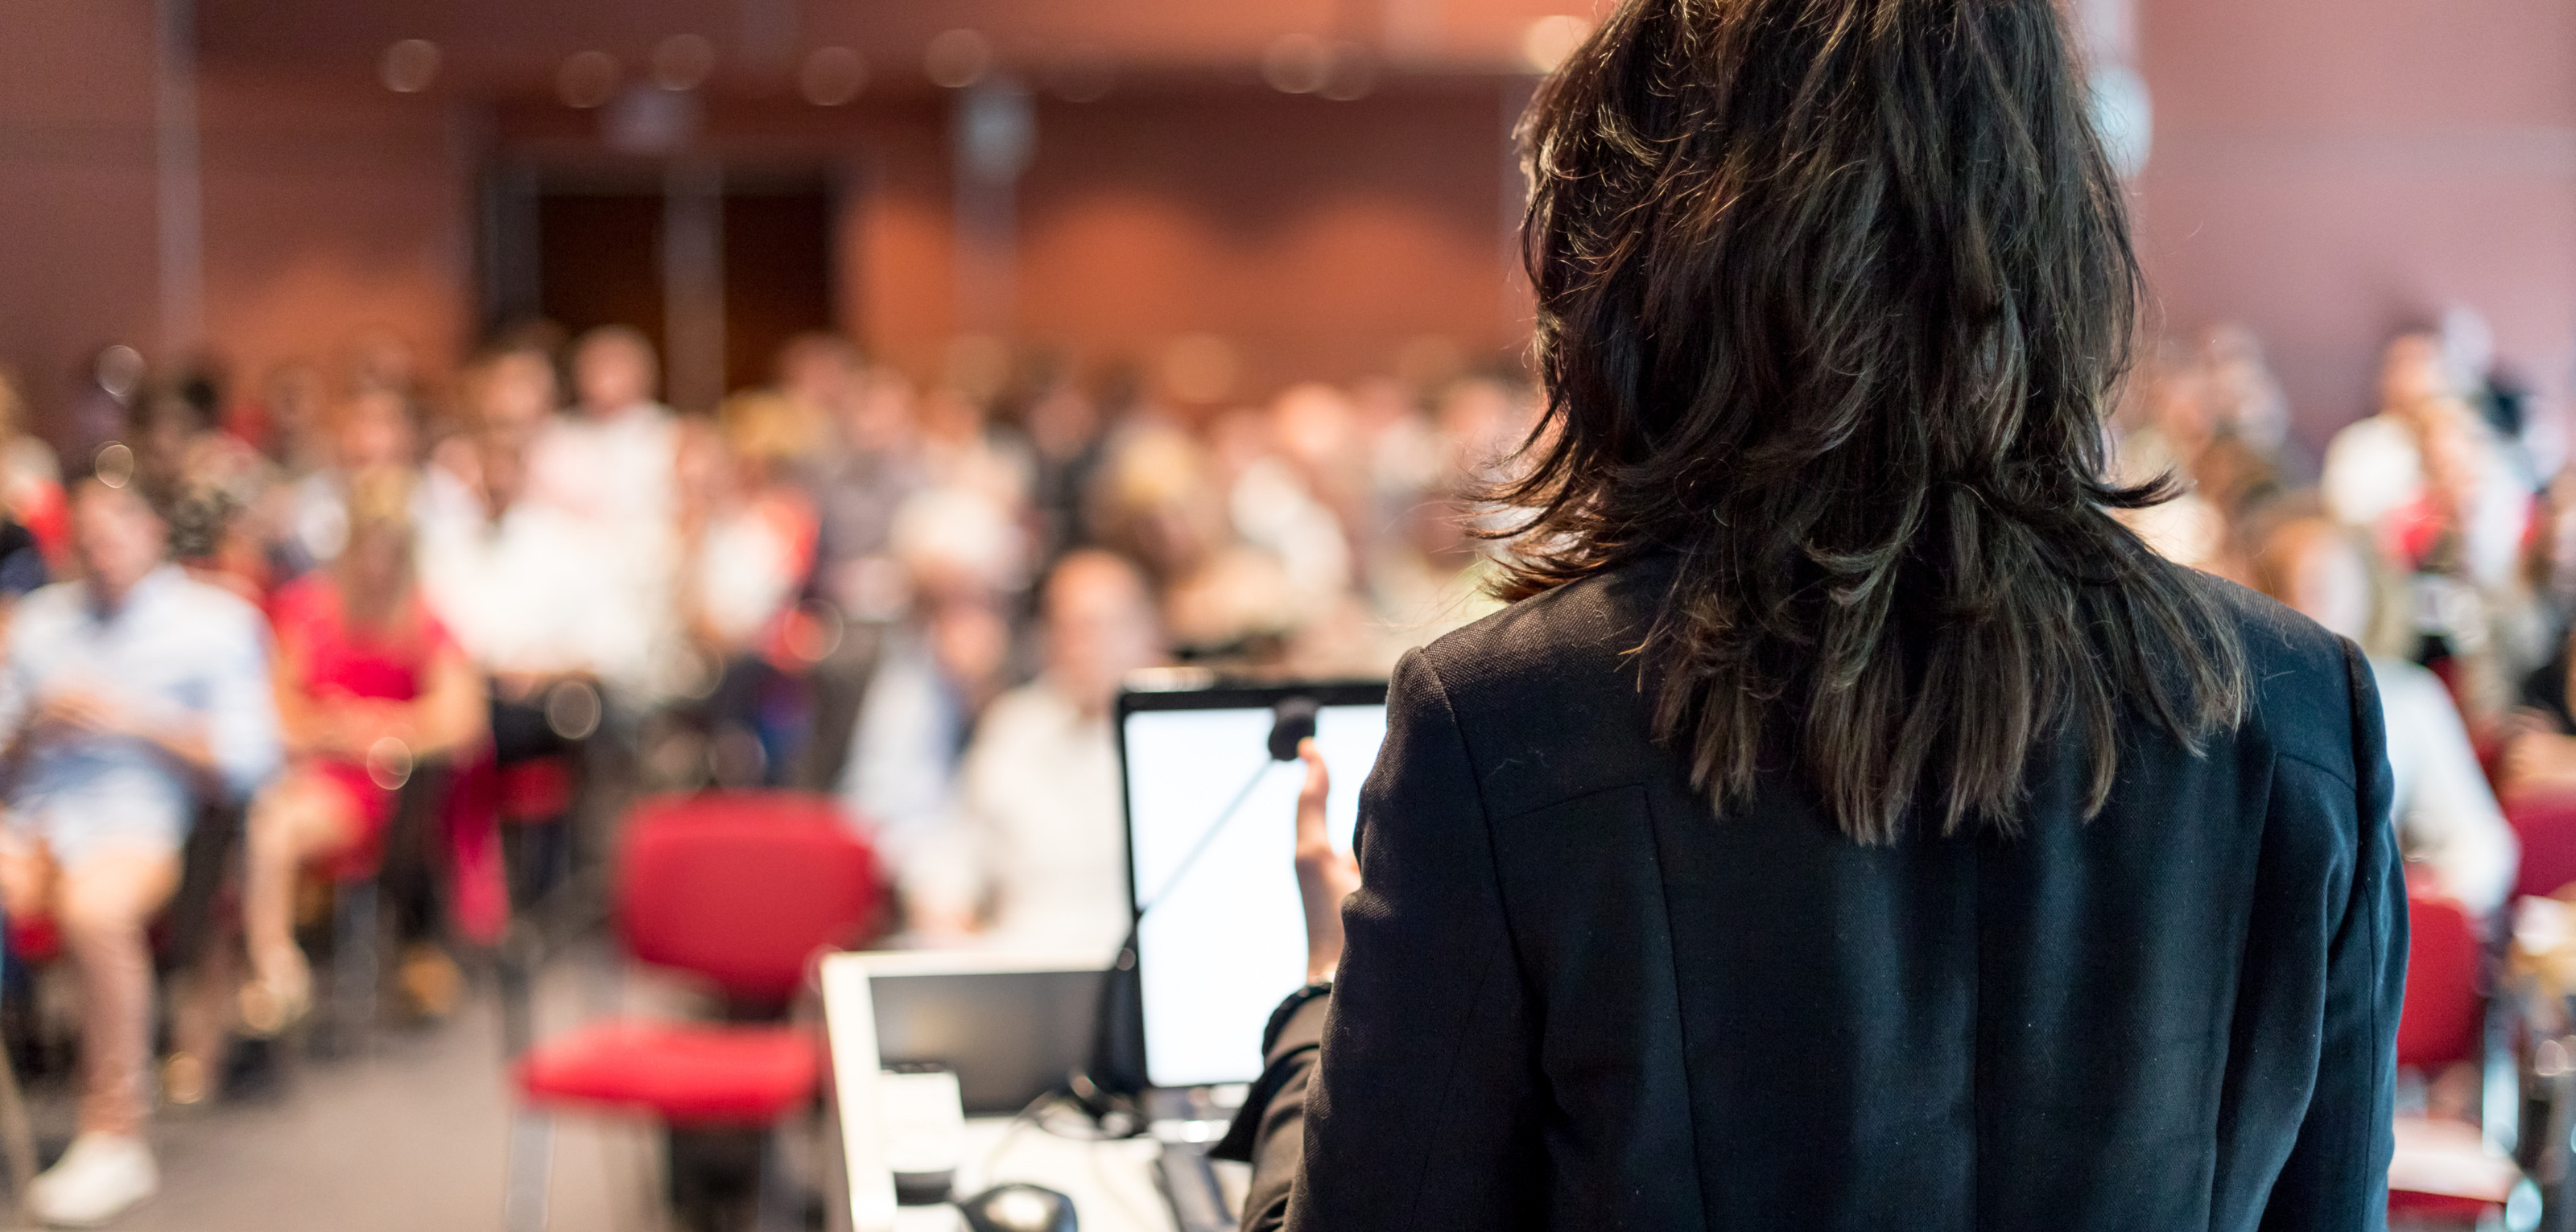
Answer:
xmin=15 ymin=302 xmax=2569 ymax=1223
xmin=903 ymin=550 xmax=1164 ymax=955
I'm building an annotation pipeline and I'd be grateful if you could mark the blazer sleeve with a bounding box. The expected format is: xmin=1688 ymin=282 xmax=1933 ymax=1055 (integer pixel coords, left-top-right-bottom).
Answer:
xmin=2260 ymin=640 xmax=2405 ymax=1229
xmin=1216 ymin=992 xmax=1329 ymax=1232
xmin=1278 ymin=649 xmax=1547 ymax=1232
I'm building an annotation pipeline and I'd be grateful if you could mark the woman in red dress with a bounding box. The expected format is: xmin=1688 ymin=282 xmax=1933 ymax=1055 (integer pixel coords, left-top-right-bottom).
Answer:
xmin=240 ymin=469 xmax=485 ymax=1030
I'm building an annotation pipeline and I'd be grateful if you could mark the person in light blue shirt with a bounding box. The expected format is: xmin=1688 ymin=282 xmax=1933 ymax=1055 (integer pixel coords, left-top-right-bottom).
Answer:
xmin=0 ymin=476 xmax=279 ymax=1226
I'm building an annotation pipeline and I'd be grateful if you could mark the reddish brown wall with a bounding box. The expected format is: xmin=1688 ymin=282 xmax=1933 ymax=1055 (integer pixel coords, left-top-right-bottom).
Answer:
xmin=848 ymin=85 xmax=1525 ymax=395
xmin=196 ymin=65 xmax=473 ymax=405
xmin=0 ymin=0 xmax=163 ymax=424
xmin=0 ymin=1 xmax=470 ymax=429
xmin=13 ymin=0 xmax=2576 ymax=443
xmin=2133 ymin=0 xmax=2576 ymax=442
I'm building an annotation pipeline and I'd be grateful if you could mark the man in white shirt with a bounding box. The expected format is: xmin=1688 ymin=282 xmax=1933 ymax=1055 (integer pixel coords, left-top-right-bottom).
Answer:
xmin=903 ymin=550 xmax=1163 ymax=958
xmin=523 ymin=327 xmax=683 ymax=699
xmin=419 ymin=422 xmax=607 ymax=686
xmin=526 ymin=326 xmax=679 ymax=528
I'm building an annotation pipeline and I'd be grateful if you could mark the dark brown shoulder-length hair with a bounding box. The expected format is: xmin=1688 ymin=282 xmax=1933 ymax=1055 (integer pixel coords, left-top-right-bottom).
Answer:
xmin=1498 ymin=0 xmax=2246 ymax=843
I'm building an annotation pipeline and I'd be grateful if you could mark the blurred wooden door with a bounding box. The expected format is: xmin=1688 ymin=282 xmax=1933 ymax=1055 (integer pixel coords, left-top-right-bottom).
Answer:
xmin=494 ymin=173 xmax=839 ymax=406
xmin=720 ymin=184 xmax=835 ymax=397
xmin=535 ymin=190 xmax=667 ymax=366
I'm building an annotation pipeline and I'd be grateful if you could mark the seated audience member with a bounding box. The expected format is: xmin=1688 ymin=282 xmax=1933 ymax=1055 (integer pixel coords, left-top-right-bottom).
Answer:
xmin=0 ymin=478 xmax=278 ymax=1226
xmin=418 ymin=417 xmax=606 ymax=916
xmin=241 ymin=361 xmax=332 ymax=480
xmin=1234 ymin=389 xmax=1360 ymax=616
xmin=2499 ymin=618 xmax=2576 ymax=806
xmin=463 ymin=344 xmax=561 ymax=457
xmin=419 ymin=416 xmax=605 ymax=687
xmin=273 ymin=385 xmax=422 ymax=583
xmin=2158 ymin=328 xmax=2297 ymax=567
xmin=1092 ymin=426 xmax=1298 ymax=662
xmin=797 ymin=365 xmax=927 ymax=790
xmin=2322 ymin=332 xmax=2450 ymax=538
xmin=2256 ymin=515 xmax=2517 ymax=913
xmin=914 ymin=381 xmax=1034 ymax=512
xmin=241 ymin=472 xmax=485 ymax=1032
xmin=528 ymin=326 xmax=678 ymax=528
xmin=2417 ymin=393 xmax=2551 ymax=720
xmin=771 ymin=332 xmax=861 ymax=474
xmin=525 ymin=325 xmax=682 ymax=701
xmin=811 ymin=365 xmax=927 ymax=624
xmin=837 ymin=485 xmax=1018 ymax=854
xmin=904 ymin=550 xmax=1162 ymax=955
xmin=676 ymin=399 xmax=819 ymax=784
xmin=1015 ymin=364 xmax=1113 ymax=570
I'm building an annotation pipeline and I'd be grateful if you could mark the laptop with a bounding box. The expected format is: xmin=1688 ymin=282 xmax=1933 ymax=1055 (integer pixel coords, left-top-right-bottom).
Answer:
xmin=821 ymin=950 xmax=1113 ymax=1232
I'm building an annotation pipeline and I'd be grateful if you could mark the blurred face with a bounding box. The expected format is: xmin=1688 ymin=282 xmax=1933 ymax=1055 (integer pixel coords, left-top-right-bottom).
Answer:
xmin=842 ymin=372 xmax=918 ymax=455
xmin=340 ymin=390 xmax=416 ymax=471
xmin=1044 ymin=555 xmax=1161 ymax=717
xmin=1024 ymin=386 xmax=1099 ymax=461
xmin=341 ymin=519 xmax=410 ymax=597
xmin=2380 ymin=333 xmax=2453 ymax=417
xmin=575 ymin=334 xmax=656 ymax=417
xmin=919 ymin=388 xmax=984 ymax=447
xmin=72 ymin=483 xmax=167 ymax=599
xmin=779 ymin=338 xmax=856 ymax=412
xmin=476 ymin=352 xmax=557 ymax=444
xmin=2269 ymin=524 xmax=2371 ymax=643
xmin=264 ymin=365 xmax=328 ymax=457
xmin=2415 ymin=398 xmax=2500 ymax=517
xmin=1271 ymin=385 xmax=1356 ymax=472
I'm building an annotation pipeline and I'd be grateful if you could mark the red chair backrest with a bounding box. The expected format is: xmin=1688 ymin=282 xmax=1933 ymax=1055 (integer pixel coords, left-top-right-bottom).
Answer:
xmin=2398 ymin=893 xmax=2483 ymax=1071
xmin=2510 ymin=792 xmax=2576 ymax=901
xmin=617 ymin=792 xmax=889 ymax=1004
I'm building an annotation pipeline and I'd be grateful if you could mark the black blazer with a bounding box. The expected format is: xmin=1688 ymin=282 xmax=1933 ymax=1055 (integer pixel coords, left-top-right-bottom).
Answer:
xmin=1224 ymin=555 xmax=2403 ymax=1231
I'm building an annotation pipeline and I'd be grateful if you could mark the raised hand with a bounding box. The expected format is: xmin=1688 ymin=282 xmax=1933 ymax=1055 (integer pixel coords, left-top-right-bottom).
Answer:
xmin=1292 ymin=738 xmax=1361 ymax=984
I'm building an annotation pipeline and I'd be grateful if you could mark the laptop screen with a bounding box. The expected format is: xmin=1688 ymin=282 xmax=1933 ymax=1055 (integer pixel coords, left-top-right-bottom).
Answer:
xmin=1118 ymin=683 xmax=1387 ymax=1090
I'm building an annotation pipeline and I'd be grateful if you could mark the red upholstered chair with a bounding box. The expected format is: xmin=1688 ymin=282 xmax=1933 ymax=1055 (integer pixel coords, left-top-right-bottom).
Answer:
xmin=2387 ymin=893 xmax=2528 ymax=1225
xmin=2509 ymin=792 xmax=2576 ymax=902
xmin=506 ymin=791 xmax=889 ymax=1232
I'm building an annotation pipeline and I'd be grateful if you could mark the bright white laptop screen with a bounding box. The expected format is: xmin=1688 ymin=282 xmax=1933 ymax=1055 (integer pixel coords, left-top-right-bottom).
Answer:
xmin=1119 ymin=684 xmax=1387 ymax=1090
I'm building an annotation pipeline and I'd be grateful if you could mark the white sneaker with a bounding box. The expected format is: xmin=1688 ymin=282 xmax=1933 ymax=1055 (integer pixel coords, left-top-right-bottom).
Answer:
xmin=28 ymin=1132 xmax=157 ymax=1226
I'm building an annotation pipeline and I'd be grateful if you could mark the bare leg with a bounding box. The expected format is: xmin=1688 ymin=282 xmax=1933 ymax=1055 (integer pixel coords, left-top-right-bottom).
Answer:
xmin=55 ymin=843 xmax=179 ymax=1137
xmin=164 ymin=943 xmax=238 ymax=1104
xmin=244 ymin=770 xmax=362 ymax=993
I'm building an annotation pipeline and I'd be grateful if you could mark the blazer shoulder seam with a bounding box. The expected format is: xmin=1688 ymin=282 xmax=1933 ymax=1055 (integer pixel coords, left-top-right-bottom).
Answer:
xmin=2272 ymin=748 xmax=2357 ymax=794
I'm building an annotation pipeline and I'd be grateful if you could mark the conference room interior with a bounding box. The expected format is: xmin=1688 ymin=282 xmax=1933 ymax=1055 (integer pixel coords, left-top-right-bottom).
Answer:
xmin=2 ymin=0 xmax=2575 ymax=1228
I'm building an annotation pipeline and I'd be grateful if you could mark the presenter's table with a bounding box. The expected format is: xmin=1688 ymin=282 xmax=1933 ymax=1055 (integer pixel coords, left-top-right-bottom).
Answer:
xmin=890 ymin=1118 xmax=1165 ymax=1232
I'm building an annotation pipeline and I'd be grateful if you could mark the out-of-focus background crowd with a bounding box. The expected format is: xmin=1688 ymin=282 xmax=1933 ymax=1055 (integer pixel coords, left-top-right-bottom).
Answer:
xmin=0 ymin=321 xmax=1530 ymax=950
xmin=9 ymin=0 xmax=2576 ymax=1227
